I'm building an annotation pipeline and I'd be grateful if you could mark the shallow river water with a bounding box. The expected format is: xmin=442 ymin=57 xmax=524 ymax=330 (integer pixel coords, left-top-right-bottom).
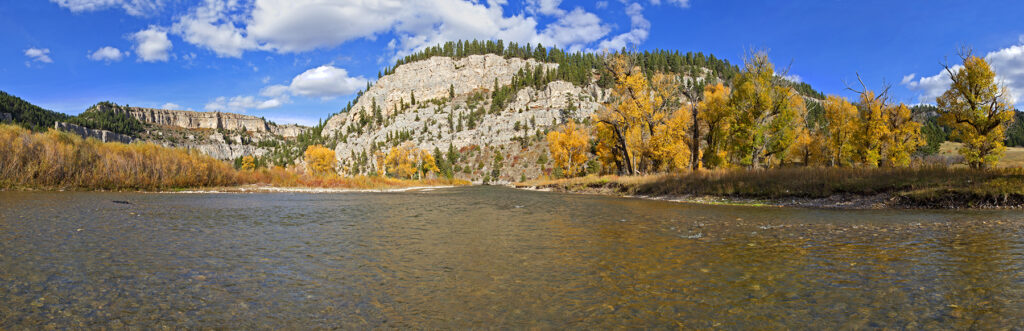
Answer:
xmin=2 ymin=186 xmax=1024 ymax=328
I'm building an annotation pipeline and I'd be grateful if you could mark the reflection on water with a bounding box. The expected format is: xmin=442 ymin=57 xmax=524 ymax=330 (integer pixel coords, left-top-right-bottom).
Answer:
xmin=2 ymin=186 xmax=1024 ymax=328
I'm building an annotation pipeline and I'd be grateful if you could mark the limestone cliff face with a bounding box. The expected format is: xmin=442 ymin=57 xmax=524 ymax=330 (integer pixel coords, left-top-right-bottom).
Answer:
xmin=322 ymin=54 xmax=558 ymax=137
xmin=55 ymin=122 xmax=134 ymax=144
xmin=95 ymin=103 xmax=304 ymax=138
xmin=321 ymin=55 xmax=608 ymax=182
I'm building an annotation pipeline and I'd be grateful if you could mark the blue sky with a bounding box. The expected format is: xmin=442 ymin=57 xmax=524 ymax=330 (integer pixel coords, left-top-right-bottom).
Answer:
xmin=2 ymin=0 xmax=1023 ymax=126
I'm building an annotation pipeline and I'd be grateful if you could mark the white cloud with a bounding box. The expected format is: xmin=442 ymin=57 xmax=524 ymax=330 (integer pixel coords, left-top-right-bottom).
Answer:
xmin=160 ymin=102 xmax=182 ymax=110
xmin=260 ymin=84 xmax=290 ymax=98
xmin=652 ymin=0 xmax=689 ymax=8
xmin=783 ymin=74 xmax=802 ymax=83
xmin=171 ymin=0 xmax=261 ymax=58
xmin=288 ymin=65 xmax=368 ymax=98
xmin=130 ymin=26 xmax=172 ymax=62
xmin=24 ymin=48 xmax=53 ymax=65
xmin=595 ymin=1 xmax=608 ymax=9
xmin=50 ymin=0 xmax=161 ymax=16
xmin=900 ymin=73 xmax=916 ymax=85
xmin=205 ymin=94 xmax=289 ymax=112
xmin=537 ymin=8 xmax=611 ymax=52
xmin=592 ymin=2 xmax=649 ymax=52
xmin=905 ymin=42 xmax=1024 ymax=105
xmin=527 ymin=0 xmax=565 ymax=16
xmin=163 ymin=0 xmax=645 ymax=61
xmin=87 ymin=46 xmax=126 ymax=62
xmin=985 ymin=44 xmax=1024 ymax=104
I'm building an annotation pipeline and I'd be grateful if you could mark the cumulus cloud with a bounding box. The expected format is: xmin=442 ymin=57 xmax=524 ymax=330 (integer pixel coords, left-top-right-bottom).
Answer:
xmin=87 ymin=46 xmax=126 ymax=62
xmin=527 ymin=0 xmax=566 ymax=16
xmin=904 ymin=42 xmax=1024 ymax=105
xmin=592 ymin=2 xmax=650 ymax=52
xmin=783 ymin=74 xmax=802 ymax=83
xmin=160 ymin=102 xmax=182 ymax=110
xmin=288 ymin=65 xmax=368 ymax=98
xmin=130 ymin=26 xmax=172 ymax=62
xmin=24 ymin=48 xmax=53 ymax=65
xmin=164 ymin=0 xmax=648 ymax=61
xmin=171 ymin=0 xmax=261 ymax=58
xmin=50 ymin=0 xmax=162 ymax=16
xmin=205 ymin=95 xmax=282 ymax=112
xmin=204 ymin=64 xmax=366 ymax=113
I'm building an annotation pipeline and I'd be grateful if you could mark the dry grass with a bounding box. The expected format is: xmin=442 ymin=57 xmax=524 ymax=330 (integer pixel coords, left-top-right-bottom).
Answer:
xmin=938 ymin=141 xmax=1024 ymax=168
xmin=0 ymin=124 xmax=468 ymax=191
xmin=521 ymin=166 xmax=1024 ymax=208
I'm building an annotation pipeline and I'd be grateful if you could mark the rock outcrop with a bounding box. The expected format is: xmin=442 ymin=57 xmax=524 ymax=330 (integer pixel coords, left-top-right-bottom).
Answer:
xmin=323 ymin=54 xmax=558 ymax=137
xmin=93 ymin=103 xmax=305 ymax=138
xmin=321 ymin=54 xmax=609 ymax=182
xmin=0 ymin=112 xmax=11 ymax=123
xmin=55 ymin=122 xmax=134 ymax=144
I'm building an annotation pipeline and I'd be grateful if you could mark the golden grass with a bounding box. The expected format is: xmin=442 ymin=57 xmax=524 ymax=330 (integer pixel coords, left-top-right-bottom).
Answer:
xmin=938 ymin=141 xmax=1024 ymax=168
xmin=0 ymin=124 xmax=468 ymax=191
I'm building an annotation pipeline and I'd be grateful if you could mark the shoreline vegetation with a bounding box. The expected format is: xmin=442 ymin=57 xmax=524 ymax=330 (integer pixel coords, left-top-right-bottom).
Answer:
xmin=0 ymin=124 xmax=467 ymax=192
xmin=514 ymin=167 xmax=1024 ymax=209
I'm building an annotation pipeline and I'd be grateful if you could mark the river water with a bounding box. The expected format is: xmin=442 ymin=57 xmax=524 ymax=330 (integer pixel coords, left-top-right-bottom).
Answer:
xmin=2 ymin=186 xmax=1024 ymax=328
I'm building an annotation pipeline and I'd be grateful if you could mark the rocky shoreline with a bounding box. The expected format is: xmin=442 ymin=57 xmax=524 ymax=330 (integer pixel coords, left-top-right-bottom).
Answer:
xmin=513 ymin=184 xmax=1024 ymax=210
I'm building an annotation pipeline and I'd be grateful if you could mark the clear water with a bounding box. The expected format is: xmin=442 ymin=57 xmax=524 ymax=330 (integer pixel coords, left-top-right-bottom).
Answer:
xmin=2 ymin=186 xmax=1023 ymax=328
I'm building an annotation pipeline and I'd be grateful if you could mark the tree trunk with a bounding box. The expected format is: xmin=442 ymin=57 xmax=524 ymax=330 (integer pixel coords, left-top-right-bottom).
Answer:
xmin=690 ymin=104 xmax=701 ymax=170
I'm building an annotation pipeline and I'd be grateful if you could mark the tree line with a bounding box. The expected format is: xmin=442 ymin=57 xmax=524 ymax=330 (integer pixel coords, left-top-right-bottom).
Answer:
xmin=549 ymin=49 xmax=1018 ymax=177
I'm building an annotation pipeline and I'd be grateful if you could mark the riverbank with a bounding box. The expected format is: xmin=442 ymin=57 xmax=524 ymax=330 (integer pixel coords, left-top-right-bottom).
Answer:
xmin=515 ymin=167 xmax=1024 ymax=209
xmin=0 ymin=124 xmax=469 ymax=192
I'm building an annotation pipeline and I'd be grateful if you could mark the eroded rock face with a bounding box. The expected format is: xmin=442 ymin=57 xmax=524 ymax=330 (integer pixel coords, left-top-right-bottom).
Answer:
xmin=97 ymin=104 xmax=305 ymax=138
xmin=55 ymin=122 xmax=134 ymax=144
xmin=322 ymin=54 xmax=559 ymax=137
xmin=321 ymin=55 xmax=611 ymax=181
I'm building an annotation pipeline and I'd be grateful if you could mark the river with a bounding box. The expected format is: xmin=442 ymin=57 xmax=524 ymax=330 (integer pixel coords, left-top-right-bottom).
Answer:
xmin=2 ymin=186 xmax=1023 ymax=328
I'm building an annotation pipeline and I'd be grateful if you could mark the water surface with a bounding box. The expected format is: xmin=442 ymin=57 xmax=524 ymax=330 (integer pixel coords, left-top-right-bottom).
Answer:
xmin=2 ymin=186 xmax=1024 ymax=328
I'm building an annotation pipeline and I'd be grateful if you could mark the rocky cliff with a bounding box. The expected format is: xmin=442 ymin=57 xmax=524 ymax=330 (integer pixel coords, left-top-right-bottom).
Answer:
xmin=321 ymin=54 xmax=607 ymax=182
xmin=55 ymin=122 xmax=134 ymax=144
xmin=93 ymin=103 xmax=303 ymax=138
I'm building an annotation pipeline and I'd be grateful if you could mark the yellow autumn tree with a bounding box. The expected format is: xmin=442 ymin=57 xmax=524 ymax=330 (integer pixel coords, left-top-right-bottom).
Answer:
xmin=385 ymin=142 xmax=438 ymax=179
xmin=385 ymin=143 xmax=417 ymax=179
xmin=303 ymin=145 xmax=336 ymax=176
xmin=373 ymin=150 xmax=387 ymax=176
xmin=593 ymin=53 xmax=690 ymax=174
xmin=883 ymin=103 xmax=924 ymax=167
xmin=416 ymin=149 xmax=440 ymax=179
xmin=697 ymin=83 xmax=733 ymax=168
xmin=822 ymin=95 xmax=859 ymax=166
xmin=936 ymin=50 xmax=1016 ymax=169
xmin=853 ymin=90 xmax=890 ymax=167
xmin=546 ymin=121 xmax=590 ymax=177
xmin=240 ymin=155 xmax=256 ymax=171
xmin=727 ymin=51 xmax=807 ymax=168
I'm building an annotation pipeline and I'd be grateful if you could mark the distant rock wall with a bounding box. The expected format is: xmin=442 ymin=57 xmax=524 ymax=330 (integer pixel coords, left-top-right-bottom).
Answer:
xmin=55 ymin=122 xmax=134 ymax=144
xmin=95 ymin=104 xmax=306 ymax=138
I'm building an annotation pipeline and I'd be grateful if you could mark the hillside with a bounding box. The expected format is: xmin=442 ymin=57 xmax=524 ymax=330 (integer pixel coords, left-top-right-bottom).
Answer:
xmin=317 ymin=41 xmax=815 ymax=183
xmin=0 ymin=92 xmax=309 ymax=161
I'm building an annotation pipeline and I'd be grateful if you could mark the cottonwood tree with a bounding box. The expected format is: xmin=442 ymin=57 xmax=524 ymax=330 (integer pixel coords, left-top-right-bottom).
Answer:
xmin=593 ymin=53 xmax=692 ymax=174
xmin=546 ymin=121 xmax=589 ymax=177
xmin=847 ymin=75 xmax=924 ymax=167
xmin=936 ymin=49 xmax=1016 ymax=169
xmin=697 ymin=83 xmax=733 ymax=168
xmin=303 ymin=145 xmax=336 ymax=176
xmin=821 ymin=95 xmax=860 ymax=166
xmin=727 ymin=51 xmax=806 ymax=168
